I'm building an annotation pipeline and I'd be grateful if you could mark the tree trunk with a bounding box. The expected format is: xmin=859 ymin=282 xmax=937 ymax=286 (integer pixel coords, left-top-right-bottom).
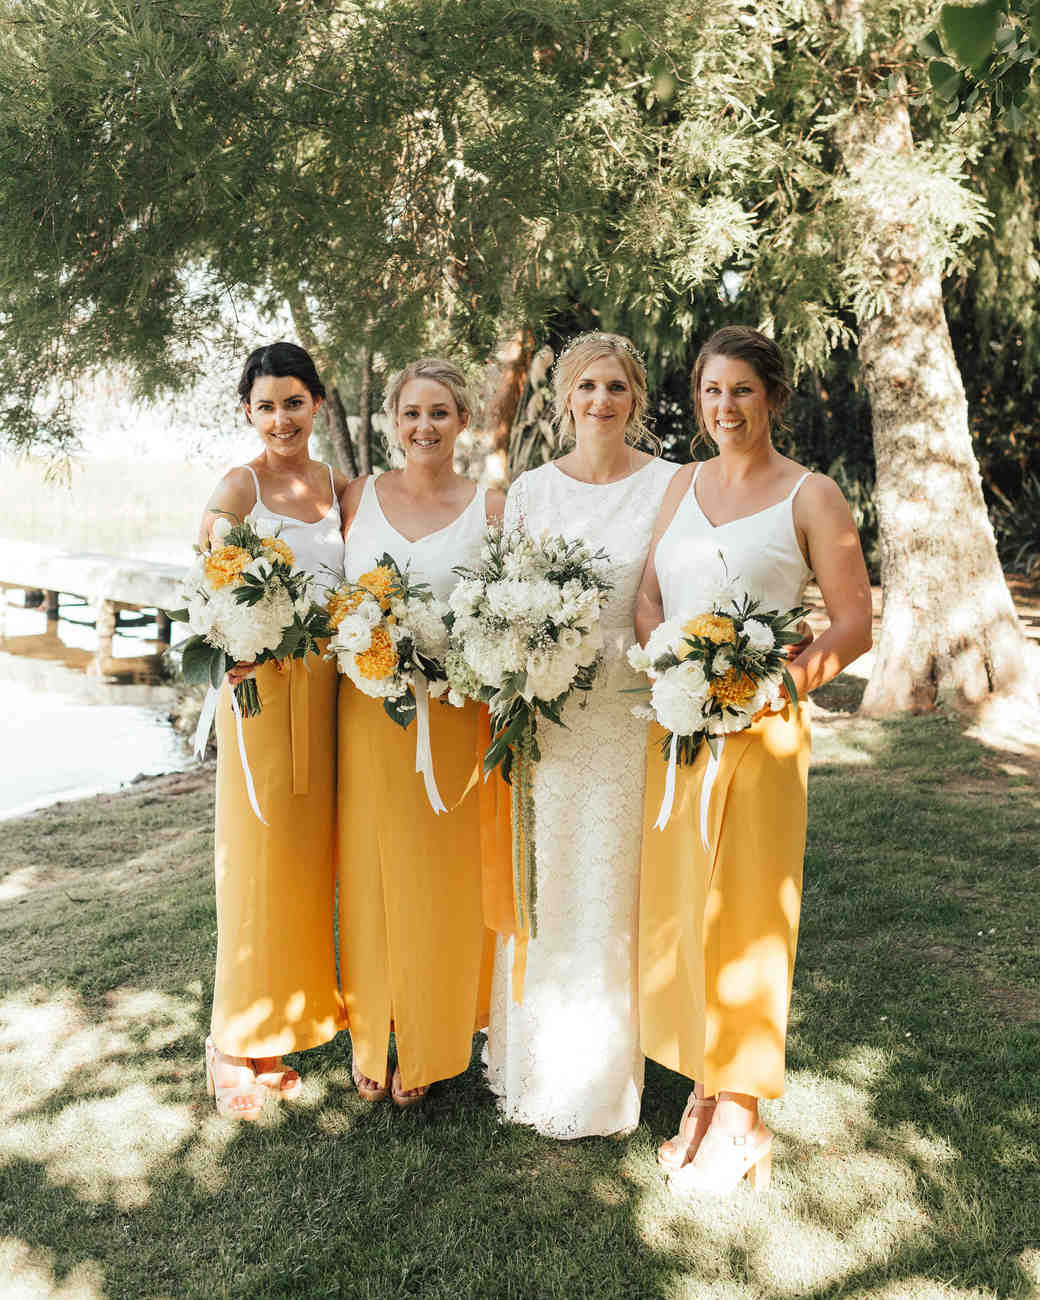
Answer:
xmin=841 ymin=100 xmax=1034 ymax=714
xmin=326 ymin=386 xmax=358 ymax=479
xmin=357 ymin=344 xmax=373 ymax=477
xmin=486 ymin=329 xmax=534 ymax=453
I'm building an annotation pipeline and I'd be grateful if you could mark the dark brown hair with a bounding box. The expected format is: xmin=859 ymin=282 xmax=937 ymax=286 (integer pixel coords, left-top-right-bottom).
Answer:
xmin=690 ymin=326 xmax=792 ymax=447
xmin=237 ymin=341 xmax=326 ymax=405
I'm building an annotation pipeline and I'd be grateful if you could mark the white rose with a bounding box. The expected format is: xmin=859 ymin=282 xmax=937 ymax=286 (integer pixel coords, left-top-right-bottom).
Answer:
xmin=210 ymin=516 xmax=233 ymax=542
xmin=558 ymin=627 xmax=582 ymax=653
xmin=646 ymin=618 xmax=684 ymax=665
xmin=711 ymin=645 xmax=735 ymax=675
xmin=742 ymin=618 xmax=776 ymax=652
xmin=627 ymin=643 xmax=652 ymax=674
xmin=333 ymin=614 xmax=373 ymax=654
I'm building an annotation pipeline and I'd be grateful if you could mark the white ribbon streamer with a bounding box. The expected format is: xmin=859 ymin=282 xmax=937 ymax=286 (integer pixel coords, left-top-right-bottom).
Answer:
xmin=229 ymin=686 xmax=268 ymax=825
xmin=193 ymin=685 xmax=220 ymax=758
xmin=699 ymin=736 xmax=724 ymax=851
xmin=413 ymin=671 xmax=447 ymax=815
xmin=654 ymin=731 xmax=679 ymax=830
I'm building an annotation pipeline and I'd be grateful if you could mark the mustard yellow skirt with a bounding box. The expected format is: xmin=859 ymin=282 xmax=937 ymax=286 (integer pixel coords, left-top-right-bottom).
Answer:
xmin=639 ymin=707 xmax=811 ymax=1099
xmin=211 ymin=654 xmax=346 ymax=1057
xmin=337 ymin=684 xmax=494 ymax=1092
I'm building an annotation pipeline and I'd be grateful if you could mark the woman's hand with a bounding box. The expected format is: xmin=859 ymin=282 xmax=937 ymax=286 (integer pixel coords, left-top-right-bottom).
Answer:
xmin=227 ymin=662 xmax=257 ymax=688
xmin=787 ymin=619 xmax=814 ymax=659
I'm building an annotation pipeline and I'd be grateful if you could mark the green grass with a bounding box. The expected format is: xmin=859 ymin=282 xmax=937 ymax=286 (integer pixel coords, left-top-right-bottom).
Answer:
xmin=0 ymin=708 xmax=1037 ymax=1299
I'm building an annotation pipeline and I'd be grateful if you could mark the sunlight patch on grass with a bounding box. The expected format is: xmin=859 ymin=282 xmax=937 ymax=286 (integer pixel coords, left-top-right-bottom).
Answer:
xmin=0 ymin=866 xmax=43 ymax=901
xmin=850 ymin=1281 xmax=998 ymax=1298
xmin=0 ymin=1238 xmax=106 ymax=1299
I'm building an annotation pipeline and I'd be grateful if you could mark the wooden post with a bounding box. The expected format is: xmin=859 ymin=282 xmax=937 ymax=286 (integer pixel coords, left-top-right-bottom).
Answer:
xmin=155 ymin=610 xmax=171 ymax=646
xmin=44 ymin=590 xmax=59 ymax=620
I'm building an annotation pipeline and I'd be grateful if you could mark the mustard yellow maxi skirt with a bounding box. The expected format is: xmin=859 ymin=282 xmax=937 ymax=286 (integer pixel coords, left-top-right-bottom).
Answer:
xmin=639 ymin=707 xmax=811 ymax=1099
xmin=337 ymin=683 xmax=494 ymax=1093
xmin=211 ymin=654 xmax=346 ymax=1057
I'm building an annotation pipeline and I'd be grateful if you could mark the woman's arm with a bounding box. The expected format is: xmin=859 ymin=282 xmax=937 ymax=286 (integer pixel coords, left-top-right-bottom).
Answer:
xmin=633 ymin=463 xmax=695 ymax=647
xmin=197 ymin=467 xmax=257 ymax=549
xmin=787 ymin=474 xmax=873 ymax=698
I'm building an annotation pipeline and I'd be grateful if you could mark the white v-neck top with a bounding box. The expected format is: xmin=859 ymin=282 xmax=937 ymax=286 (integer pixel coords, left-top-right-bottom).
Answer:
xmin=655 ymin=463 xmax=813 ymax=617
xmin=344 ymin=476 xmax=487 ymax=600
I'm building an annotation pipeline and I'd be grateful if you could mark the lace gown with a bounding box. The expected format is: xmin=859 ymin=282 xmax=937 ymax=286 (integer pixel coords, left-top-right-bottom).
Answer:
xmin=486 ymin=456 xmax=680 ymax=1137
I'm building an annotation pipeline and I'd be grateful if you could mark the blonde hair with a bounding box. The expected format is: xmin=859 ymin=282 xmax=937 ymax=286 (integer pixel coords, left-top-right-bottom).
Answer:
xmin=551 ymin=332 xmax=660 ymax=453
xmin=382 ymin=356 xmax=473 ymax=457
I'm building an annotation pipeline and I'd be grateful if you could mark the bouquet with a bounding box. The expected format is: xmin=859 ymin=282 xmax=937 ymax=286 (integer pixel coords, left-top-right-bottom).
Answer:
xmin=326 ymin=554 xmax=453 ymax=810
xmin=170 ymin=513 xmax=333 ymax=717
xmin=445 ymin=523 xmax=612 ymax=932
xmin=627 ymin=575 xmax=807 ymax=830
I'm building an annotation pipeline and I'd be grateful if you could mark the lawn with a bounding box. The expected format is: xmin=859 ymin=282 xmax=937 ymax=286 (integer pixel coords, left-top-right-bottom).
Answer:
xmin=0 ymin=698 xmax=1037 ymax=1299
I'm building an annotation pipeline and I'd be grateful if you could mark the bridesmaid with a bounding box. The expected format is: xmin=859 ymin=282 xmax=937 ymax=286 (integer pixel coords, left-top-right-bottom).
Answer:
xmin=201 ymin=341 xmax=348 ymax=1119
xmin=635 ymin=326 xmax=872 ymax=1194
xmin=337 ymin=357 xmax=503 ymax=1106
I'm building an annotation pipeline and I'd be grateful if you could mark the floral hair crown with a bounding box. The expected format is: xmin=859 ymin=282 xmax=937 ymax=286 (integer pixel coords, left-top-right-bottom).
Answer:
xmin=555 ymin=331 xmax=647 ymax=377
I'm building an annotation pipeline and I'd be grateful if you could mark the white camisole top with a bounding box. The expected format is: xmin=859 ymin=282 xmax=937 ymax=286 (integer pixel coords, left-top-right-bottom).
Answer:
xmin=655 ymin=463 xmax=814 ymax=617
xmin=344 ymin=476 xmax=488 ymax=600
xmin=242 ymin=463 xmax=344 ymax=585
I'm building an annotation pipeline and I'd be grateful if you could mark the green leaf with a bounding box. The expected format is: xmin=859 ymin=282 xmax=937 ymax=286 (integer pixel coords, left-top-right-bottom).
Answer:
xmin=209 ymin=653 xmax=228 ymax=690
xmin=1003 ymin=100 xmax=1027 ymax=127
xmin=383 ymin=693 xmax=416 ymax=730
xmin=994 ymin=25 xmax=1020 ymax=53
xmin=918 ymin=29 xmax=945 ymax=59
xmin=782 ymin=667 xmax=800 ymax=709
xmin=941 ymin=2 xmax=1000 ymax=71
xmin=929 ymin=59 xmax=965 ymax=98
xmin=180 ymin=637 xmax=223 ymax=686
xmin=165 ymin=607 xmax=189 ymax=622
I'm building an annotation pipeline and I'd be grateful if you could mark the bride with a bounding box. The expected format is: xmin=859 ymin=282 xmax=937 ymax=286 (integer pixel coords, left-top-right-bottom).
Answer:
xmin=485 ymin=332 xmax=681 ymax=1138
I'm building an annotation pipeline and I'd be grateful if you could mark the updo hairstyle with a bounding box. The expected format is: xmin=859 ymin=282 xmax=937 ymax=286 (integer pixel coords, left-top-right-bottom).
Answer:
xmin=689 ymin=326 xmax=792 ymax=448
xmin=551 ymin=332 xmax=659 ymax=453
xmin=237 ymin=340 xmax=327 ymax=406
xmin=381 ymin=356 xmax=474 ymax=457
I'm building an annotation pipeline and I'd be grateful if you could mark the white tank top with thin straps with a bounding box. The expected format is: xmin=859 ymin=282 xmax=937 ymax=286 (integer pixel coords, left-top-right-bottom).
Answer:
xmin=655 ymin=463 xmax=813 ymax=618
xmin=345 ymin=476 xmax=488 ymax=602
xmin=242 ymin=463 xmax=344 ymax=586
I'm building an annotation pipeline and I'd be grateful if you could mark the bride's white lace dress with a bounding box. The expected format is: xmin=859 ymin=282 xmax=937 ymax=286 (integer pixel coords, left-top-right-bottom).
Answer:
xmin=485 ymin=456 xmax=680 ymax=1138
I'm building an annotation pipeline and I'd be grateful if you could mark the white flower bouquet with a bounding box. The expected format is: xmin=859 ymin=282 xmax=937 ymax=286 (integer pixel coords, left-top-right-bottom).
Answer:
xmin=326 ymin=554 xmax=453 ymax=811
xmin=169 ymin=513 xmax=333 ymax=717
xmin=446 ymin=522 xmax=612 ymax=930
xmin=326 ymin=554 xmax=451 ymax=725
xmin=627 ymin=585 xmax=808 ymax=766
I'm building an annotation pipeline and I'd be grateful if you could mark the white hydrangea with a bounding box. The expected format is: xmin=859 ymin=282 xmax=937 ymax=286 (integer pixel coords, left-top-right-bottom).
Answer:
xmin=405 ymin=598 xmax=450 ymax=660
xmin=485 ymin=577 xmax=560 ymax=625
xmin=219 ymin=586 xmax=293 ymax=661
xmin=331 ymin=613 xmax=374 ymax=655
xmin=523 ymin=647 xmax=579 ymax=703
xmin=651 ymin=660 xmax=711 ymax=735
xmin=645 ymin=618 xmax=685 ymax=666
xmin=743 ymin=618 xmax=776 ymax=652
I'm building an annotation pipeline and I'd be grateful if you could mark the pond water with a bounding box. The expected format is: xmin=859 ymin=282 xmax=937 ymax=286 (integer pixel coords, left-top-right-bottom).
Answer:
xmin=0 ymin=595 xmax=194 ymax=820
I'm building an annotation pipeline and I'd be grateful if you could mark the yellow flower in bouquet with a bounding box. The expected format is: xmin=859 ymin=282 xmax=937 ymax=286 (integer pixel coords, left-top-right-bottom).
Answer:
xmin=356 ymin=623 xmax=398 ymax=680
xmin=261 ymin=536 xmax=295 ymax=567
xmin=358 ymin=565 xmax=395 ymax=609
xmin=204 ymin=545 xmax=251 ymax=590
xmin=679 ymin=612 xmax=737 ymax=656
xmin=327 ymin=586 xmax=365 ymax=627
xmin=709 ymin=666 xmax=758 ymax=709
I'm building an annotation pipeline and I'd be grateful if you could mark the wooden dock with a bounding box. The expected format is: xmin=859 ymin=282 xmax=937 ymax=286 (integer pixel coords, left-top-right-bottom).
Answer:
xmin=1 ymin=541 xmax=187 ymax=677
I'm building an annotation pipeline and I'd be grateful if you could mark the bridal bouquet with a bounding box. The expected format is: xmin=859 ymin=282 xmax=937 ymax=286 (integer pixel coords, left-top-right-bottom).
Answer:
xmin=170 ymin=514 xmax=332 ymax=717
xmin=446 ymin=523 xmax=612 ymax=930
xmin=327 ymin=555 xmax=453 ymax=811
xmin=326 ymin=555 xmax=451 ymax=724
xmin=627 ymin=591 xmax=808 ymax=766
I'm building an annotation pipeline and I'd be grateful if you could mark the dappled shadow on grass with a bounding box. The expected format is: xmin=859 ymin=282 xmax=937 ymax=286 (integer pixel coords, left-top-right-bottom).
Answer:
xmin=0 ymin=717 xmax=1037 ymax=1298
